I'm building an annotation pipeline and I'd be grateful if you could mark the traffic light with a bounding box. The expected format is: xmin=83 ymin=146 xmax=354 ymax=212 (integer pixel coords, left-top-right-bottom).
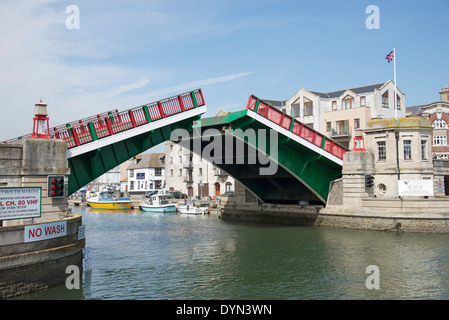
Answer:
xmin=364 ymin=174 xmax=375 ymax=188
xmin=48 ymin=175 xmax=65 ymax=198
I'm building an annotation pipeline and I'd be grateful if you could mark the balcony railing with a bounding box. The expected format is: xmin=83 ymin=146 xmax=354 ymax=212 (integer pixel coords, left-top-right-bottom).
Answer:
xmin=183 ymin=162 xmax=193 ymax=169
xmin=324 ymin=102 xmax=371 ymax=113
xmin=329 ymin=126 xmax=352 ymax=138
xmin=214 ymin=168 xmax=228 ymax=176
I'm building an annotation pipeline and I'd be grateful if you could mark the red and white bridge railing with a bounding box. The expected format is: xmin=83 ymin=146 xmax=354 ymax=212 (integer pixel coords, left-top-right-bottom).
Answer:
xmin=246 ymin=94 xmax=347 ymax=160
xmin=3 ymin=89 xmax=205 ymax=149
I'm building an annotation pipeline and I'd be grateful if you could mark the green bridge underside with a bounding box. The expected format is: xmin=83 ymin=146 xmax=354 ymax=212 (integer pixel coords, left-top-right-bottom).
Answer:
xmin=182 ymin=110 xmax=343 ymax=204
xmin=68 ymin=115 xmax=201 ymax=195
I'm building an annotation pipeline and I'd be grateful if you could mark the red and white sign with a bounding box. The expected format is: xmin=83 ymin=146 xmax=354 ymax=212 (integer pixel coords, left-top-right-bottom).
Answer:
xmin=24 ymin=221 xmax=67 ymax=243
xmin=0 ymin=187 xmax=41 ymax=220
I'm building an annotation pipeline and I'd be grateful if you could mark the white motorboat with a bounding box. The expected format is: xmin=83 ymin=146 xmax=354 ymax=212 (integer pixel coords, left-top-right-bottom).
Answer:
xmin=177 ymin=203 xmax=208 ymax=215
xmin=140 ymin=190 xmax=177 ymax=214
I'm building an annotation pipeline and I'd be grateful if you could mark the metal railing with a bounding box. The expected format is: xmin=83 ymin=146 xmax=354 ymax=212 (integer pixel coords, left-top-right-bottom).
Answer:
xmin=247 ymin=94 xmax=347 ymax=160
xmin=3 ymin=89 xmax=205 ymax=149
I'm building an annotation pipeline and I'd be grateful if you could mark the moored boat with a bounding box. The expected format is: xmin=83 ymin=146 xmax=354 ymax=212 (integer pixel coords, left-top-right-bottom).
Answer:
xmin=177 ymin=203 xmax=208 ymax=215
xmin=140 ymin=190 xmax=177 ymax=214
xmin=87 ymin=191 xmax=132 ymax=210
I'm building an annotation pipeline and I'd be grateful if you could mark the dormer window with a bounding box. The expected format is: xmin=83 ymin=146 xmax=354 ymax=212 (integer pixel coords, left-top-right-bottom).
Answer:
xmin=342 ymin=95 xmax=354 ymax=109
xmin=432 ymin=119 xmax=447 ymax=129
xmin=382 ymin=92 xmax=389 ymax=108
xmin=304 ymin=101 xmax=313 ymax=116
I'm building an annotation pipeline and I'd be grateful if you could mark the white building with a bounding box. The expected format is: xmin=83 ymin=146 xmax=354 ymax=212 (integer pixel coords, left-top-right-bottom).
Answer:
xmin=165 ymin=140 xmax=235 ymax=198
xmin=90 ymin=165 xmax=121 ymax=190
xmin=263 ymin=81 xmax=406 ymax=149
xmin=127 ymin=153 xmax=165 ymax=196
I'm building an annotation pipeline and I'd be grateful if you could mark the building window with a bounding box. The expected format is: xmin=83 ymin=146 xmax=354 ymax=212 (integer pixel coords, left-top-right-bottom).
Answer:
xmin=199 ymin=168 xmax=203 ymax=175
xmin=342 ymin=96 xmax=354 ymax=109
xmin=170 ymin=169 xmax=173 ymax=176
xmin=336 ymin=120 xmax=349 ymax=135
xmin=403 ymin=140 xmax=412 ymax=160
xmin=396 ymin=95 xmax=401 ymax=110
xmin=433 ymin=135 xmax=447 ymax=146
xmin=332 ymin=101 xmax=337 ymax=111
xmin=129 ymin=169 xmax=134 ymax=178
xmin=292 ymin=104 xmax=300 ymax=117
xmin=421 ymin=140 xmax=428 ymax=160
xmin=432 ymin=119 xmax=447 ymax=129
xmin=354 ymin=118 xmax=360 ymax=129
xmin=179 ymin=169 xmax=182 ymax=176
xmin=377 ymin=141 xmax=386 ymax=161
xmin=382 ymin=92 xmax=389 ymax=108
xmin=155 ymin=168 xmax=162 ymax=176
xmin=304 ymin=102 xmax=313 ymax=116
xmin=360 ymin=96 xmax=366 ymax=106
xmin=225 ymin=182 xmax=233 ymax=193
xmin=326 ymin=122 xmax=332 ymax=132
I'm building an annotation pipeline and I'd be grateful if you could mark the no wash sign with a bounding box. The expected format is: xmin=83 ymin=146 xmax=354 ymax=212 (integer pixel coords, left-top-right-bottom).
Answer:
xmin=24 ymin=221 xmax=67 ymax=243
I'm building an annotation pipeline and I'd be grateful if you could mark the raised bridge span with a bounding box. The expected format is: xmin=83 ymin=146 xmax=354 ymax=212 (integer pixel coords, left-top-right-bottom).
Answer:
xmin=174 ymin=95 xmax=347 ymax=204
xmin=4 ymin=89 xmax=206 ymax=195
xmin=4 ymin=90 xmax=346 ymax=203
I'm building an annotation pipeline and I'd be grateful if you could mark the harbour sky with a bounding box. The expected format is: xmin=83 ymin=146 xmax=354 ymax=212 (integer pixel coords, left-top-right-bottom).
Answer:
xmin=0 ymin=0 xmax=448 ymax=145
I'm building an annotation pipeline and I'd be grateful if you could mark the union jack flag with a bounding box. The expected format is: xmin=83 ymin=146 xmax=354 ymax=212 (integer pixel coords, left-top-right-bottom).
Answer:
xmin=385 ymin=50 xmax=395 ymax=63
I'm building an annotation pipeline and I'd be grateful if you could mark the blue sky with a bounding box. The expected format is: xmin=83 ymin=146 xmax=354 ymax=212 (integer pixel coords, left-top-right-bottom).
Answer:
xmin=1 ymin=0 xmax=448 ymax=144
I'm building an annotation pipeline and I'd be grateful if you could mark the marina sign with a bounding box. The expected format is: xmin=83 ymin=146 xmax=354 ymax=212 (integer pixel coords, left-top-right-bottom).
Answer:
xmin=0 ymin=187 xmax=41 ymax=220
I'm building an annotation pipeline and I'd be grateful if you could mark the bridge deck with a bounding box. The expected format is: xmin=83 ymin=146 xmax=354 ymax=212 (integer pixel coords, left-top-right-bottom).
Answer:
xmin=3 ymin=89 xmax=207 ymax=195
xmin=188 ymin=95 xmax=347 ymax=203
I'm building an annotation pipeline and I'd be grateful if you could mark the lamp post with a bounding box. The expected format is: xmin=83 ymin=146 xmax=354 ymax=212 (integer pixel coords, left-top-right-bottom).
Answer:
xmin=31 ymin=100 xmax=51 ymax=139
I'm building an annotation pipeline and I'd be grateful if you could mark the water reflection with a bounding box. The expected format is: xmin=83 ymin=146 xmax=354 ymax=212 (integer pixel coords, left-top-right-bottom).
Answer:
xmin=15 ymin=206 xmax=449 ymax=300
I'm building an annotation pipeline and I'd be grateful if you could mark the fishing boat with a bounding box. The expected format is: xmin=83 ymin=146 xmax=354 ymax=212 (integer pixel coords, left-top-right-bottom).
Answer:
xmin=87 ymin=190 xmax=132 ymax=210
xmin=139 ymin=190 xmax=177 ymax=214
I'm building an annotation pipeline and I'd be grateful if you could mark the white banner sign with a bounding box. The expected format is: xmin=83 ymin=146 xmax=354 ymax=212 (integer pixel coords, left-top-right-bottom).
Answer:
xmin=24 ymin=221 xmax=67 ymax=243
xmin=0 ymin=187 xmax=41 ymax=220
xmin=398 ymin=180 xmax=434 ymax=197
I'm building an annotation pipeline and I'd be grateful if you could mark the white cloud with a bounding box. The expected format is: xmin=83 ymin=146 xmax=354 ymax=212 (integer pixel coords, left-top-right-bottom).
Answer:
xmin=139 ymin=72 xmax=257 ymax=99
xmin=111 ymin=78 xmax=150 ymax=97
xmin=0 ymin=1 xmax=255 ymax=140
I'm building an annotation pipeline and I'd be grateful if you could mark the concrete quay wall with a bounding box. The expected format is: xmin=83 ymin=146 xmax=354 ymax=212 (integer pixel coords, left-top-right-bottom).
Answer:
xmin=222 ymin=201 xmax=449 ymax=233
xmin=0 ymin=139 xmax=84 ymax=299
xmin=0 ymin=214 xmax=84 ymax=299
xmin=223 ymin=182 xmax=449 ymax=233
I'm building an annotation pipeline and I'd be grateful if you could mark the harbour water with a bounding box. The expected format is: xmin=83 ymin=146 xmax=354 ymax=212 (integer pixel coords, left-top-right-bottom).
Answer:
xmin=19 ymin=205 xmax=449 ymax=300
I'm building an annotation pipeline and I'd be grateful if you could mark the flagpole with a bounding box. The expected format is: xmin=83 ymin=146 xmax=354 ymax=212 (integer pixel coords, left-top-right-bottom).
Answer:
xmin=393 ymin=47 xmax=397 ymax=119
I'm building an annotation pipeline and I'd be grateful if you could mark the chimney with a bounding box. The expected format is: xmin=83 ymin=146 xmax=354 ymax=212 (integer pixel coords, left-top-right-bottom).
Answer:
xmin=440 ymin=86 xmax=449 ymax=102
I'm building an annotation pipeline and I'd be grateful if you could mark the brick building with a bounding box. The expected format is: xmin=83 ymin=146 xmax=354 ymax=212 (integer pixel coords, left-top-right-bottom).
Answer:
xmin=407 ymin=86 xmax=449 ymax=159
